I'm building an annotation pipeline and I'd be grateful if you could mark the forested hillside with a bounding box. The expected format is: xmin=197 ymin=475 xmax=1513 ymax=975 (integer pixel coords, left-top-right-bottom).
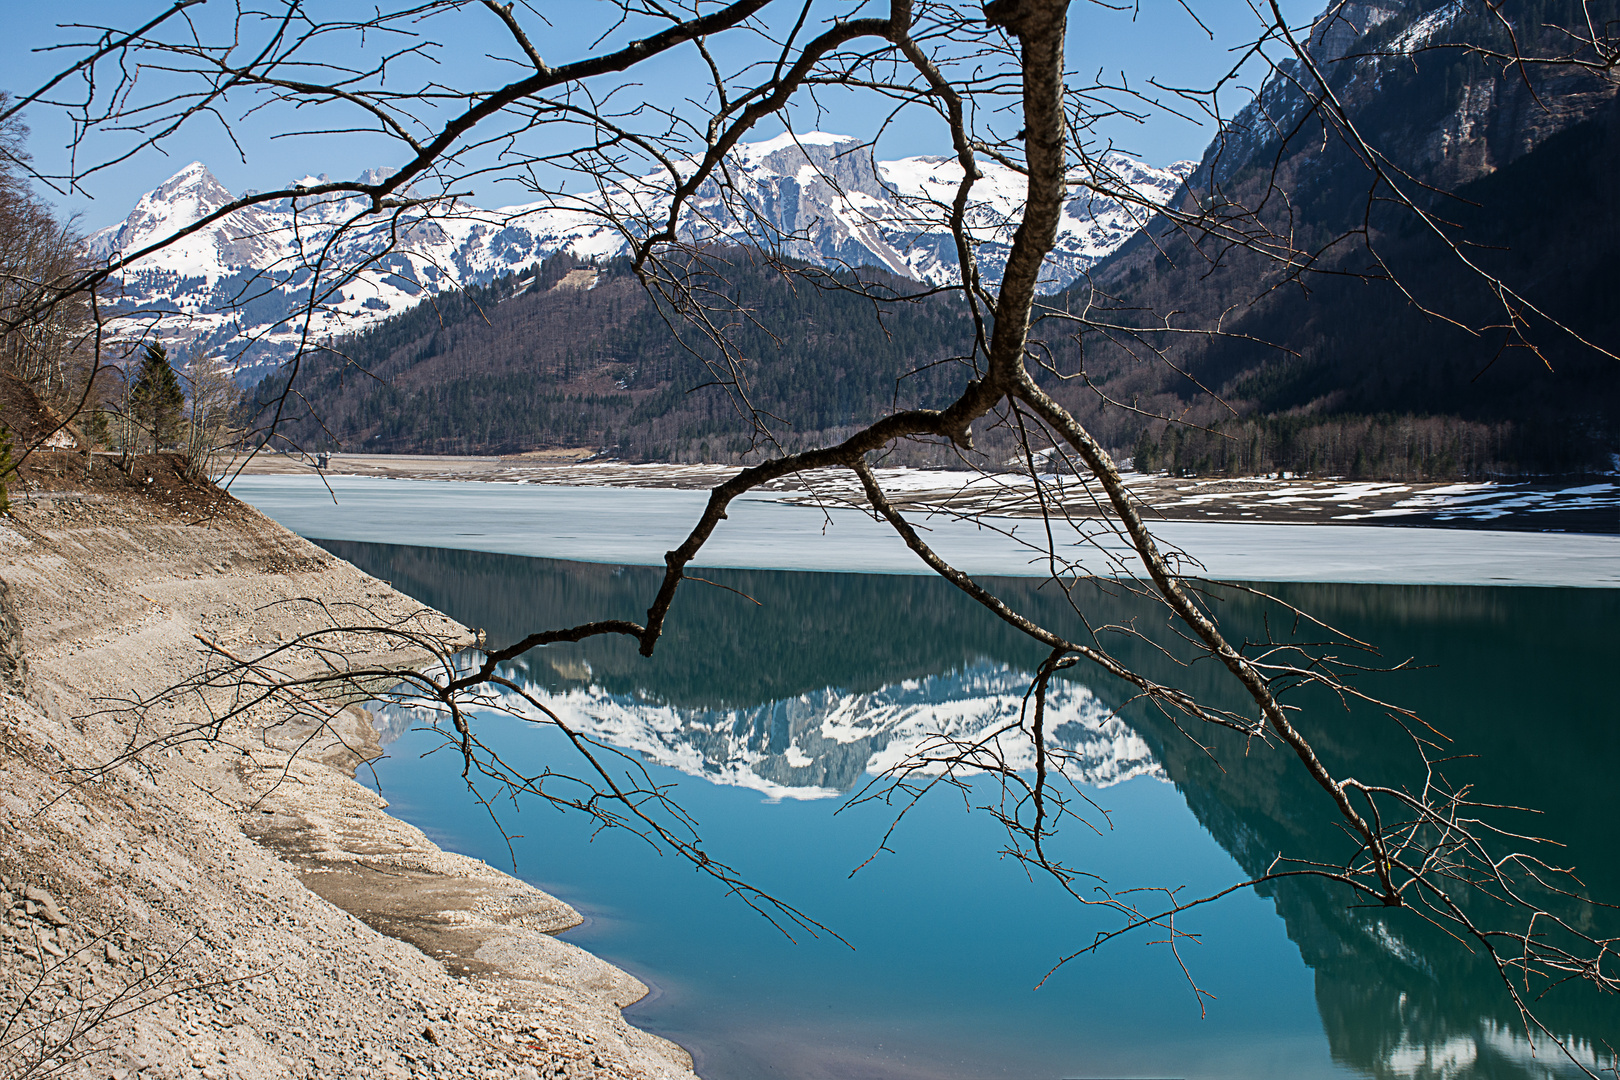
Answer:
xmin=254 ymin=251 xmax=984 ymax=464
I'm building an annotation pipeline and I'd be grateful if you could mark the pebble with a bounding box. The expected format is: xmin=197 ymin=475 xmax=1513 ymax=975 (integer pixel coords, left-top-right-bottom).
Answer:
xmin=24 ymin=884 xmax=68 ymax=925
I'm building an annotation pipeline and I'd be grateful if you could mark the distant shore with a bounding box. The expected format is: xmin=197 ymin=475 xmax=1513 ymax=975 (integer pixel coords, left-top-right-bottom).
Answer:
xmin=231 ymin=451 xmax=1620 ymax=534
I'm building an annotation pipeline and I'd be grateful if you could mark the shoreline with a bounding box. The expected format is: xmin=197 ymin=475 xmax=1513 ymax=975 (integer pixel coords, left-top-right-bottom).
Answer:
xmin=0 ymin=453 xmax=697 ymax=1080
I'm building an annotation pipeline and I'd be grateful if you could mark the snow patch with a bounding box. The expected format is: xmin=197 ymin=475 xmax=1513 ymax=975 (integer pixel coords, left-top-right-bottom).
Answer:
xmin=1389 ymin=0 xmax=1466 ymax=53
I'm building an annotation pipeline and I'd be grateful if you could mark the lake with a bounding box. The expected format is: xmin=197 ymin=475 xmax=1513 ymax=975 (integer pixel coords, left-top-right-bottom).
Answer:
xmin=306 ymin=539 xmax=1619 ymax=1080
xmin=231 ymin=478 xmax=1620 ymax=1079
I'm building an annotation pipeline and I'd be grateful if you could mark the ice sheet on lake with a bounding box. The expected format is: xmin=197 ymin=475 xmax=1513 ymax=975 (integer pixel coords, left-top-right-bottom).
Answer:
xmin=233 ymin=475 xmax=1620 ymax=587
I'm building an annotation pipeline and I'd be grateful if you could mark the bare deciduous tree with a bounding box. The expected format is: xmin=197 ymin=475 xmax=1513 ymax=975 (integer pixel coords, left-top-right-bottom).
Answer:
xmin=181 ymin=354 xmax=242 ymax=480
xmin=0 ymin=95 xmax=102 ymax=465
xmin=3 ymin=0 xmax=1617 ymax=1074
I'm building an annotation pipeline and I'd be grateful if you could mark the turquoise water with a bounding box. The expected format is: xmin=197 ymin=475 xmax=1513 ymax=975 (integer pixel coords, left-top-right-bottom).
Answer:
xmin=315 ymin=540 xmax=1620 ymax=1080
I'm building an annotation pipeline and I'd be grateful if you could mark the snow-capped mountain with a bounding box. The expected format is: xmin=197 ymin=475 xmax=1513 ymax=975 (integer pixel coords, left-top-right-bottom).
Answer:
xmin=373 ymin=660 xmax=1164 ymax=802
xmin=1191 ymin=0 xmax=1616 ymax=192
xmin=89 ymin=134 xmax=1192 ymax=379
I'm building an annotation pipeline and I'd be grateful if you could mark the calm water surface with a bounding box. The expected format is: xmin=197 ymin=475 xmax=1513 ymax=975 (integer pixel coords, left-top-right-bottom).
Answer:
xmin=316 ymin=540 xmax=1619 ymax=1080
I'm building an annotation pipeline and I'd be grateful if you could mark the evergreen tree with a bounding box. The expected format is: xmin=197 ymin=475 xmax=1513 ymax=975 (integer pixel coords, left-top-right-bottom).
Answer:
xmin=130 ymin=342 xmax=185 ymax=452
xmin=83 ymin=408 xmax=110 ymax=450
xmin=0 ymin=426 xmax=13 ymax=514
xmin=1132 ymin=428 xmax=1160 ymax=474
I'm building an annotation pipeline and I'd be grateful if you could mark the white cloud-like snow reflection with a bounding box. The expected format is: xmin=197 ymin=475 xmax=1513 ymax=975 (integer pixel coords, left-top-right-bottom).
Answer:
xmin=376 ymin=661 xmax=1163 ymax=800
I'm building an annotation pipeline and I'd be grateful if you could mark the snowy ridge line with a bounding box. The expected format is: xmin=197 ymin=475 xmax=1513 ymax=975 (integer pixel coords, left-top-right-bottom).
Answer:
xmin=1386 ymin=0 xmax=1465 ymax=54
xmin=89 ymin=133 xmax=1191 ymax=379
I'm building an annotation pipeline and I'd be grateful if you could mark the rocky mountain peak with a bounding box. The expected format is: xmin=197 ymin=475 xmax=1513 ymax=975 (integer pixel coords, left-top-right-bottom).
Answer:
xmin=1193 ymin=0 xmax=1617 ymax=190
xmin=1307 ymin=0 xmax=1408 ymax=64
xmin=155 ymin=160 xmax=225 ymax=200
xmin=90 ymin=161 xmax=233 ymax=258
xmin=89 ymin=131 xmax=1189 ymax=379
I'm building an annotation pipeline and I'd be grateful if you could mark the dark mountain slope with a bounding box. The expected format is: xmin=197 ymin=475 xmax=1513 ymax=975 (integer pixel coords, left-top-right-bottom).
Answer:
xmin=1042 ymin=0 xmax=1620 ymax=477
xmin=1218 ymin=98 xmax=1620 ymax=421
xmin=255 ymin=252 xmax=980 ymax=462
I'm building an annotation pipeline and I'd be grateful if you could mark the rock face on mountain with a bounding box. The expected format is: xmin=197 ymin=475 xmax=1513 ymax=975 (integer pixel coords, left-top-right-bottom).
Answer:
xmin=1195 ymin=0 xmax=1619 ymax=192
xmin=89 ymin=133 xmax=1189 ymax=380
xmin=1058 ymin=0 xmax=1620 ymax=477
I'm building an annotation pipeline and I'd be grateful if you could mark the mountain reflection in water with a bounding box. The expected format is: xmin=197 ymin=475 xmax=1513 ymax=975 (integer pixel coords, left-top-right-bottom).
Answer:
xmin=322 ymin=539 xmax=1620 ymax=1080
xmin=377 ymin=659 xmax=1159 ymax=800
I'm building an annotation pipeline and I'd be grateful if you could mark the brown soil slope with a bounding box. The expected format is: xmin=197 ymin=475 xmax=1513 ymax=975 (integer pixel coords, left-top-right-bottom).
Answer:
xmin=0 ymin=454 xmax=696 ymax=1080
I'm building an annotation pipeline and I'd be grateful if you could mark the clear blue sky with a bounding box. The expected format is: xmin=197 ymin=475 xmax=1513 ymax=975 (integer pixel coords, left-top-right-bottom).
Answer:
xmin=5 ymin=0 xmax=1318 ymax=231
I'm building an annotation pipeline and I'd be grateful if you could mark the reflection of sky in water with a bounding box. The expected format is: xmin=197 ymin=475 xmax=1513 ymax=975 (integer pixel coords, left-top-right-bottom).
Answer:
xmin=375 ymin=711 xmax=1616 ymax=1080
xmin=378 ymin=660 xmax=1162 ymax=800
xmin=333 ymin=541 xmax=1620 ymax=1080
xmin=374 ymin=717 xmax=1345 ymax=1080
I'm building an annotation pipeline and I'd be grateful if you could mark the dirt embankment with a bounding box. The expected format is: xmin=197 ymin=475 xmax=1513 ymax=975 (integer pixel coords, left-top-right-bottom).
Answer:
xmin=0 ymin=453 xmax=696 ymax=1080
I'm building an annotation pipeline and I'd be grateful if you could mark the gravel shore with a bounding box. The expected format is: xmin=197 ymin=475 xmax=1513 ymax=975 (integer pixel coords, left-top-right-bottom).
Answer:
xmin=0 ymin=453 xmax=697 ymax=1080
